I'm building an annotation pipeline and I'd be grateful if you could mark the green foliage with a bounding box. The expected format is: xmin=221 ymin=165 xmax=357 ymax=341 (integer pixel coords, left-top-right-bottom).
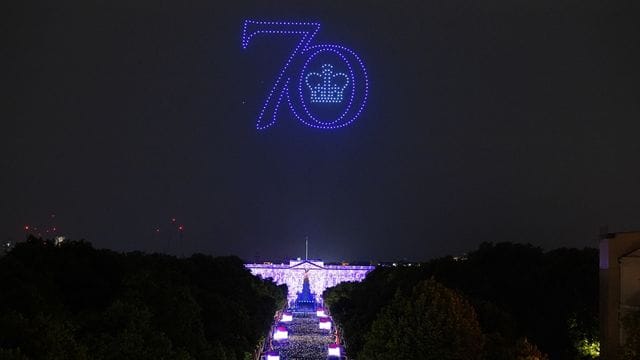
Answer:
xmin=621 ymin=309 xmax=640 ymax=360
xmin=0 ymin=311 xmax=88 ymax=360
xmin=0 ymin=347 xmax=29 ymax=360
xmin=324 ymin=242 xmax=598 ymax=360
xmin=568 ymin=315 xmax=600 ymax=359
xmin=510 ymin=338 xmax=549 ymax=360
xmin=360 ymin=279 xmax=484 ymax=360
xmin=323 ymin=266 xmax=430 ymax=355
xmin=88 ymin=300 xmax=175 ymax=360
xmin=0 ymin=236 xmax=286 ymax=360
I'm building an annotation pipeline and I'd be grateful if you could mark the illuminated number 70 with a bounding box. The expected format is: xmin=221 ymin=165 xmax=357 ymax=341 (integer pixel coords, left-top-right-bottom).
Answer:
xmin=242 ymin=20 xmax=369 ymax=130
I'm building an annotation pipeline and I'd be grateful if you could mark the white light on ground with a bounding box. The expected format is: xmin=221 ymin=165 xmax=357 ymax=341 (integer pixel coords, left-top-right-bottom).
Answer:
xmin=281 ymin=312 xmax=293 ymax=322
xmin=274 ymin=326 xmax=288 ymax=340
xmin=266 ymin=351 xmax=280 ymax=360
xmin=273 ymin=313 xmax=335 ymax=360
xmin=328 ymin=343 xmax=341 ymax=357
xmin=316 ymin=308 xmax=326 ymax=317
xmin=319 ymin=318 xmax=331 ymax=330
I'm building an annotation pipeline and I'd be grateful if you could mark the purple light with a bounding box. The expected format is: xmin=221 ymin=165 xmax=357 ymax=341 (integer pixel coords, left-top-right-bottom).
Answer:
xmin=306 ymin=64 xmax=348 ymax=103
xmin=328 ymin=343 xmax=341 ymax=357
xmin=266 ymin=350 xmax=280 ymax=360
xmin=319 ymin=317 xmax=331 ymax=330
xmin=241 ymin=20 xmax=369 ymax=130
xmin=291 ymin=45 xmax=368 ymax=129
xmin=274 ymin=325 xmax=289 ymax=340
xmin=281 ymin=312 xmax=293 ymax=322
xmin=246 ymin=260 xmax=375 ymax=303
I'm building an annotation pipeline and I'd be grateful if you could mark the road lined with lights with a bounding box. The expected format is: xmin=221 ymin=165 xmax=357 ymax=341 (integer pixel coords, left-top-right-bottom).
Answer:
xmin=264 ymin=308 xmax=343 ymax=360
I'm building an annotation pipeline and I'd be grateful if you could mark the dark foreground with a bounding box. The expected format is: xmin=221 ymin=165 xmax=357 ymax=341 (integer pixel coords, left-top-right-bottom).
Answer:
xmin=0 ymin=236 xmax=286 ymax=360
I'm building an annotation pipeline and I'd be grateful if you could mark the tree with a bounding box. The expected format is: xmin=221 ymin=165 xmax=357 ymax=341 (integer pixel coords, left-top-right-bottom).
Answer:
xmin=621 ymin=309 xmax=640 ymax=360
xmin=87 ymin=300 xmax=176 ymax=360
xmin=360 ymin=279 xmax=484 ymax=360
xmin=0 ymin=311 xmax=88 ymax=360
xmin=0 ymin=348 xmax=29 ymax=360
xmin=0 ymin=238 xmax=285 ymax=360
xmin=510 ymin=338 xmax=549 ymax=360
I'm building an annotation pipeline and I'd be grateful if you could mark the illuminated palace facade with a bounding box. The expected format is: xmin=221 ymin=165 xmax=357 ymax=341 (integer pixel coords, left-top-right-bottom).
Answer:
xmin=246 ymin=259 xmax=375 ymax=304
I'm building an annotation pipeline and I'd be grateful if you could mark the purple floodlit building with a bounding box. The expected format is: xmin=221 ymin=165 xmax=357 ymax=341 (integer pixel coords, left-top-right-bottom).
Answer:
xmin=246 ymin=259 xmax=375 ymax=304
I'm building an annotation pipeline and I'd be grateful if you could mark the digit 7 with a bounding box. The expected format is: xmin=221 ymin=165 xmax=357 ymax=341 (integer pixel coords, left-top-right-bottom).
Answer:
xmin=241 ymin=20 xmax=321 ymax=130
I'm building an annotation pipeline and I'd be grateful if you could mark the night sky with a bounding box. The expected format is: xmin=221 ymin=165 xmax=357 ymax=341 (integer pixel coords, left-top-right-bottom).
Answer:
xmin=3 ymin=0 xmax=640 ymax=261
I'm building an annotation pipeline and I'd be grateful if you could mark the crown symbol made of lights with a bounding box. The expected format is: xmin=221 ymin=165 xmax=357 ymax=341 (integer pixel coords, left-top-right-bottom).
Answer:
xmin=305 ymin=64 xmax=349 ymax=103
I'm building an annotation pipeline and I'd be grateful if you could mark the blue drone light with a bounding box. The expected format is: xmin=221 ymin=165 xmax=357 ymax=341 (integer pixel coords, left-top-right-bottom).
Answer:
xmin=306 ymin=64 xmax=349 ymax=103
xmin=241 ymin=20 xmax=369 ymax=130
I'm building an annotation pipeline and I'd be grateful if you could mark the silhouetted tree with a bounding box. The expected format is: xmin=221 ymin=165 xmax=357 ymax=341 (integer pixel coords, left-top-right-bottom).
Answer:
xmin=88 ymin=300 xmax=176 ymax=360
xmin=324 ymin=242 xmax=598 ymax=359
xmin=0 ymin=236 xmax=286 ymax=360
xmin=360 ymin=279 xmax=484 ymax=360
xmin=507 ymin=338 xmax=549 ymax=360
xmin=621 ymin=309 xmax=640 ymax=360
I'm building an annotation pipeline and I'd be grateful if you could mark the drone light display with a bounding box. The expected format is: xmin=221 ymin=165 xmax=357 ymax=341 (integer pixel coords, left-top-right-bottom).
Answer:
xmin=241 ymin=20 xmax=369 ymax=130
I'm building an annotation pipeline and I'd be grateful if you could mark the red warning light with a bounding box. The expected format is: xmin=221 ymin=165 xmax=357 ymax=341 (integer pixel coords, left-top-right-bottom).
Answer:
xmin=178 ymin=225 xmax=184 ymax=231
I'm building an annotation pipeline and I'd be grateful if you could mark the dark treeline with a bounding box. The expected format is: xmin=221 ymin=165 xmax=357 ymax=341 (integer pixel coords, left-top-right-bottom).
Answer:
xmin=0 ymin=236 xmax=286 ymax=360
xmin=324 ymin=242 xmax=599 ymax=360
